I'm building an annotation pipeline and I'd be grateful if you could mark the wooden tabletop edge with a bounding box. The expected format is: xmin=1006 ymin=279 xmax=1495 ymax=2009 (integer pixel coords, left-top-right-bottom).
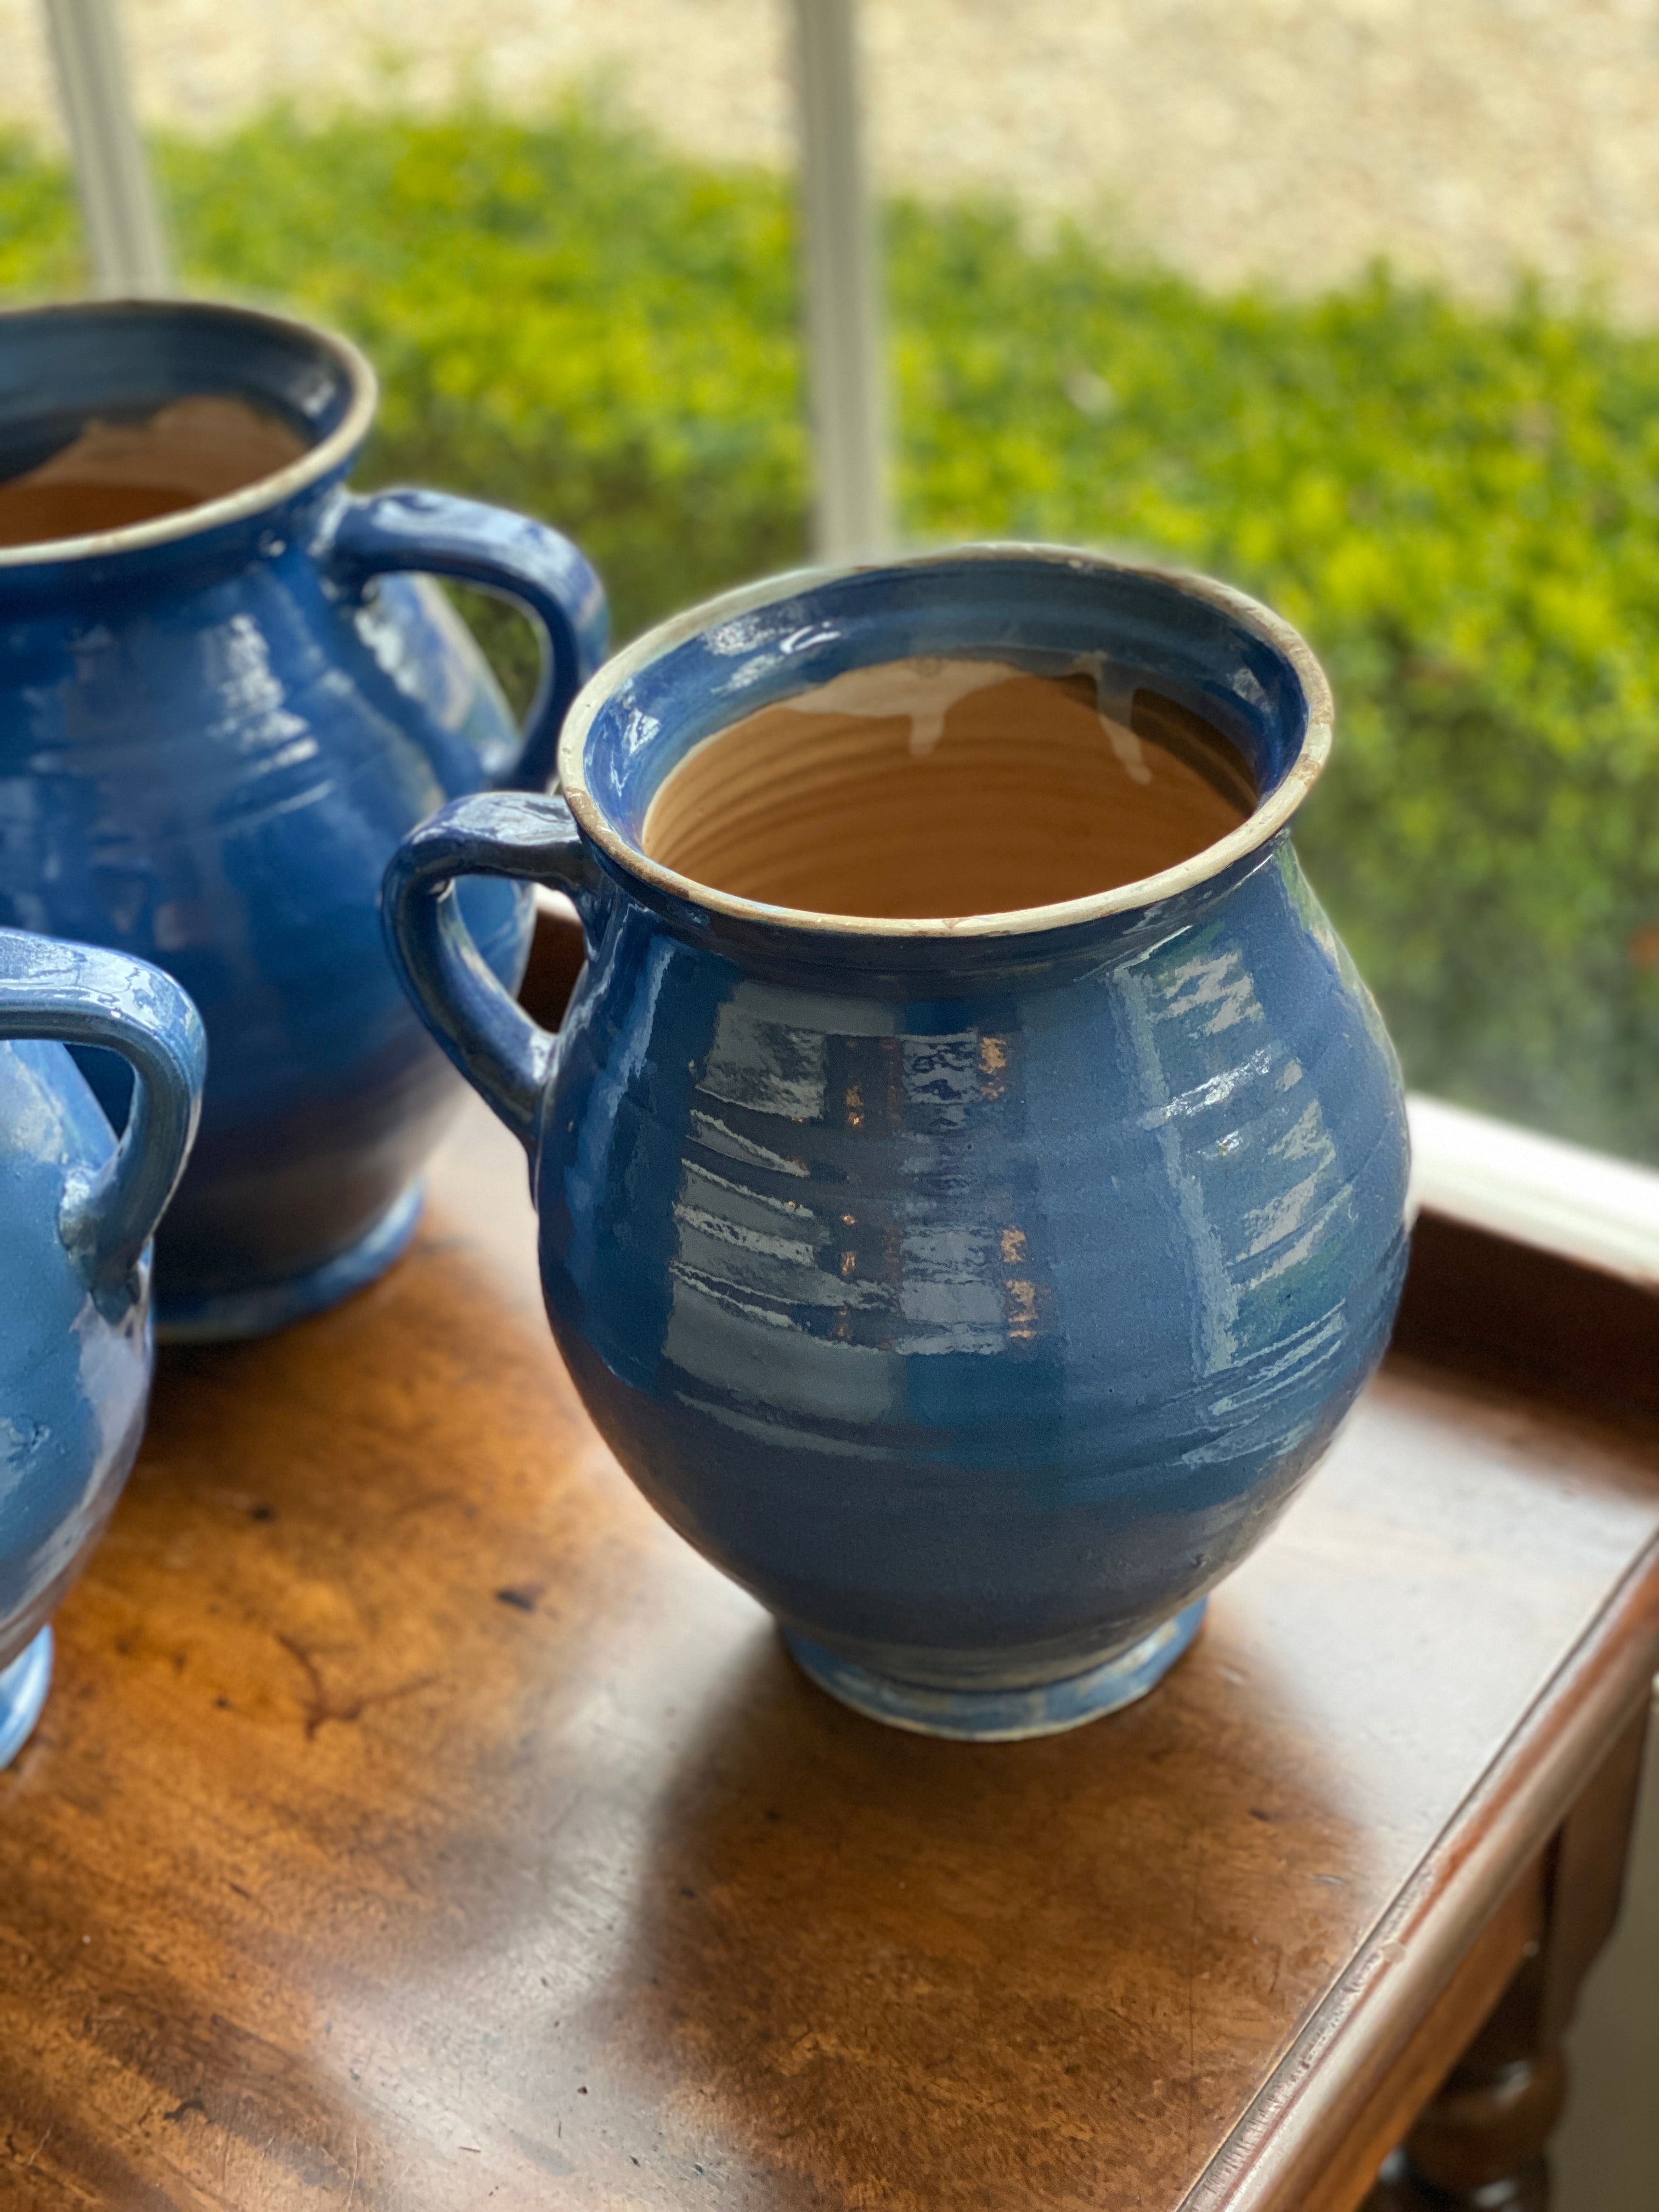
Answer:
xmin=1178 ymin=1532 xmax=1659 ymax=2212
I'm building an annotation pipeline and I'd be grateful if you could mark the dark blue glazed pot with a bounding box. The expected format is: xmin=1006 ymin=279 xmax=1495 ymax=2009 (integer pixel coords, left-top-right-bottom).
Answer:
xmin=0 ymin=298 xmax=606 ymax=1338
xmin=383 ymin=547 xmax=1410 ymax=1739
xmin=0 ymin=924 xmax=204 ymax=1766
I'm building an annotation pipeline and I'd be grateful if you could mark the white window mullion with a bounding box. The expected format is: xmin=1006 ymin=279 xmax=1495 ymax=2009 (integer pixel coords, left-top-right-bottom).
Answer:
xmin=41 ymin=0 xmax=171 ymax=296
xmin=789 ymin=0 xmax=891 ymax=561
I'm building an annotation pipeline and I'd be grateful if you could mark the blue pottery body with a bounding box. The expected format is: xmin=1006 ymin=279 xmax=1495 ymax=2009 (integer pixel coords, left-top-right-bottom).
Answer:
xmin=384 ymin=548 xmax=1410 ymax=1739
xmin=0 ymin=926 xmax=203 ymax=1765
xmin=0 ymin=300 xmax=606 ymax=1336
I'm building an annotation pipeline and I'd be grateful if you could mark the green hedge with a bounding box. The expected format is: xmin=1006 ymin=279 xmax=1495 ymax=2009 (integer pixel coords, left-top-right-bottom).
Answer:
xmin=5 ymin=103 xmax=1657 ymax=1158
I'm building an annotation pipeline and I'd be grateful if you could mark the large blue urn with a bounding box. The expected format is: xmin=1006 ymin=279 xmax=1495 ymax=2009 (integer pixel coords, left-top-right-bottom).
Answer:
xmin=0 ymin=924 xmax=203 ymax=1765
xmin=383 ymin=548 xmax=1410 ymax=1739
xmin=0 ymin=298 xmax=606 ymax=1338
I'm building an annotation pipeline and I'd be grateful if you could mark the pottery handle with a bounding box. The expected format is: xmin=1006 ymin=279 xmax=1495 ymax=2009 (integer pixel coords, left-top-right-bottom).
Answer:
xmin=382 ymin=791 xmax=602 ymax=1152
xmin=0 ymin=935 xmax=205 ymax=1306
xmin=324 ymin=490 xmax=610 ymax=793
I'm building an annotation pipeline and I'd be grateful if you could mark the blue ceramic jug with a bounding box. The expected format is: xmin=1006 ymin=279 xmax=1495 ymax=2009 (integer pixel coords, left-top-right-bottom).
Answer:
xmin=383 ymin=547 xmax=1410 ymax=1740
xmin=0 ymin=925 xmax=204 ymax=1765
xmin=0 ymin=298 xmax=606 ymax=1339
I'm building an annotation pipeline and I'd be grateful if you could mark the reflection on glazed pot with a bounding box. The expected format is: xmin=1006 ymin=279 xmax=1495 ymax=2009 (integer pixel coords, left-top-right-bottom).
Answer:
xmin=383 ymin=546 xmax=1409 ymax=1741
xmin=0 ymin=297 xmax=606 ymax=1339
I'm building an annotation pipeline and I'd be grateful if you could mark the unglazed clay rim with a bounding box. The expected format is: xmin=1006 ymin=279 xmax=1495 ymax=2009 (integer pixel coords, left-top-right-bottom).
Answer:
xmin=559 ymin=542 xmax=1335 ymax=940
xmin=0 ymin=296 xmax=380 ymax=569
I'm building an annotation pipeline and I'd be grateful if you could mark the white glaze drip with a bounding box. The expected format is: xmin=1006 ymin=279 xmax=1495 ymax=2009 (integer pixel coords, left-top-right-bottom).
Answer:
xmin=781 ymin=657 xmax=1026 ymax=757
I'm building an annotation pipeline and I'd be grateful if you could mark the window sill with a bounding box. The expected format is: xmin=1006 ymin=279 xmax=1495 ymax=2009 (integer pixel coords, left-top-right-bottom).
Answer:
xmin=1408 ymin=1093 xmax=1659 ymax=1290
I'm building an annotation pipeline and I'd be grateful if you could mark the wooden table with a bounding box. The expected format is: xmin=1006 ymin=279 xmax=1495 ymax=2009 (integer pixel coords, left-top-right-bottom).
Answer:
xmin=3 ymin=928 xmax=1657 ymax=2211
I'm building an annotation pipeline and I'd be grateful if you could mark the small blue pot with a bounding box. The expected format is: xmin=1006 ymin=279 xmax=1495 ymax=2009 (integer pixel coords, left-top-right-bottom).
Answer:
xmin=383 ymin=547 xmax=1410 ymax=1740
xmin=0 ymin=298 xmax=606 ymax=1338
xmin=0 ymin=924 xmax=204 ymax=1767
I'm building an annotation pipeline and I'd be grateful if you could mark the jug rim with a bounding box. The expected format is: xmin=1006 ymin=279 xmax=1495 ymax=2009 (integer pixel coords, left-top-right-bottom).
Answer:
xmin=558 ymin=542 xmax=1334 ymax=942
xmin=0 ymin=296 xmax=377 ymax=571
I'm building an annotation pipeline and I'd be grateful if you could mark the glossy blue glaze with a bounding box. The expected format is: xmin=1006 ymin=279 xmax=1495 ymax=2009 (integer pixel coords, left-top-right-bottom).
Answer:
xmin=383 ymin=547 xmax=1410 ymax=1738
xmin=0 ymin=298 xmax=607 ymax=1336
xmin=784 ymin=1602 xmax=1209 ymax=1740
xmin=0 ymin=924 xmax=204 ymax=1766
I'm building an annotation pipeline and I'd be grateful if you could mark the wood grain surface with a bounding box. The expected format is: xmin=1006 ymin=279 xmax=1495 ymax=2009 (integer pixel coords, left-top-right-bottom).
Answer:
xmin=2 ymin=1081 xmax=1657 ymax=2210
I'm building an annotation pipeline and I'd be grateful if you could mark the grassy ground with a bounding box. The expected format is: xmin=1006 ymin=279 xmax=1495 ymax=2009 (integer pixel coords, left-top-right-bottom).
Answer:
xmin=5 ymin=103 xmax=1658 ymax=1160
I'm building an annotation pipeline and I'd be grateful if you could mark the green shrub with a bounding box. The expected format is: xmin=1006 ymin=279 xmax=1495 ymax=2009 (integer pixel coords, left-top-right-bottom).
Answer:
xmin=2 ymin=107 xmax=1656 ymax=1158
xmin=0 ymin=137 xmax=81 ymax=295
xmin=166 ymin=104 xmax=811 ymax=646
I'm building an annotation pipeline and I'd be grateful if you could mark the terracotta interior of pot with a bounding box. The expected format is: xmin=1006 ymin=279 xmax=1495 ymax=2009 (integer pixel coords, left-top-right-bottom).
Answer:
xmin=0 ymin=395 xmax=309 ymax=548
xmin=640 ymin=661 xmax=1257 ymax=920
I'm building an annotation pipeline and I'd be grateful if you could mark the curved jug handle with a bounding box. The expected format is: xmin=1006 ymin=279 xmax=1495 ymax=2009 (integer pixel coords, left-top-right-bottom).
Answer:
xmin=382 ymin=792 xmax=602 ymax=1153
xmin=323 ymin=489 xmax=610 ymax=793
xmin=0 ymin=934 xmax=206 ymax=1306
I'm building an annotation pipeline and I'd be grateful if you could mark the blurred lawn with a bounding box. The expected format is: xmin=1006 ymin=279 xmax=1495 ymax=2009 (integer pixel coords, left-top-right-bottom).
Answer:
xmin=4 ymin=103 xmax=1658 ymax=1159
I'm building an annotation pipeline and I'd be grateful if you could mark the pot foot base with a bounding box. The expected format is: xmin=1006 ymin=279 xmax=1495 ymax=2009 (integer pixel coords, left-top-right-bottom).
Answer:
xmin=783 ymin=1601 xmax=1206 ymax=1741
xmin=0 ymin=1627 xmax=54 ymax=1770
xmin=156 ymin=1182 xmax=425 ymax=1345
